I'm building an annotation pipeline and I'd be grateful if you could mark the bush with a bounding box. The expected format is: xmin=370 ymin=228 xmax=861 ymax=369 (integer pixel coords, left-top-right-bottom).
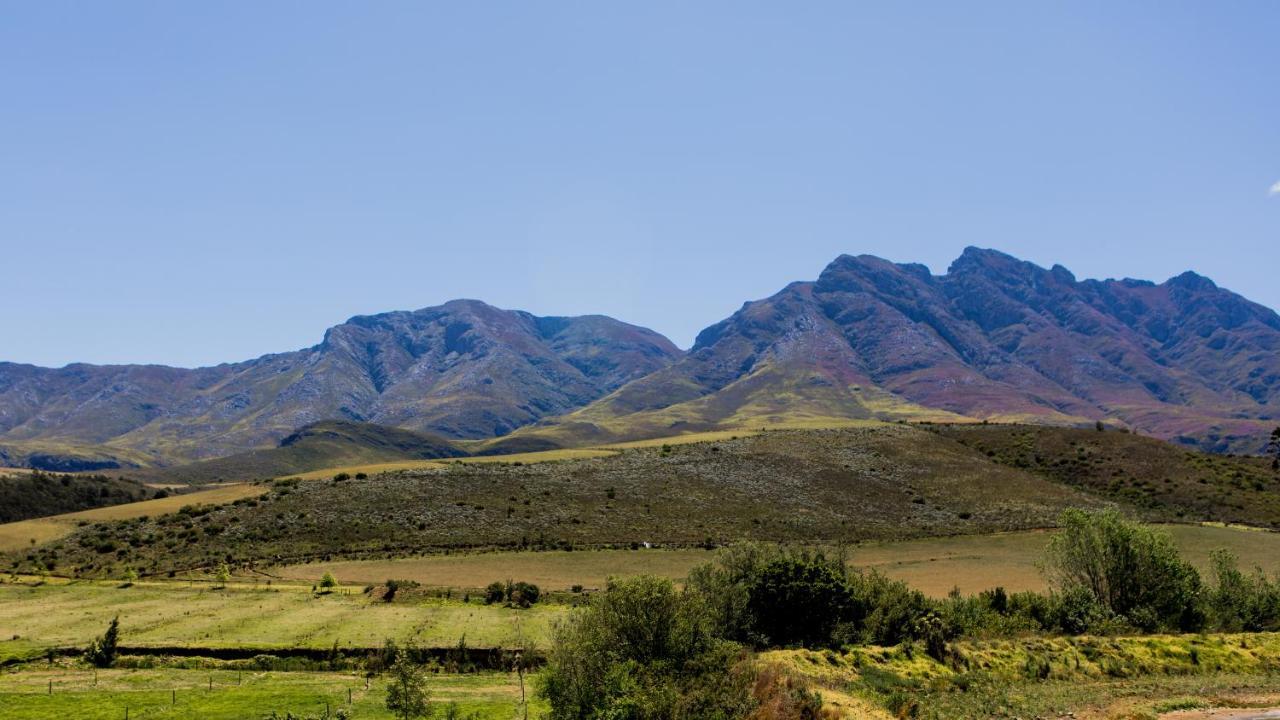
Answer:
xmin=746 ymin=556 xmax=852 ymax=647
xmin=319 ymin=571 xmax=338 ymax=590
xmin=508 ymin=581 xmax=540 ymax=608
xmin=85 ymin=616 xmax=120 ymax=668
xmin=484 ymin=581 xmax=506 ymax=605
xmin=483 ymin=580 xmax=541 ymax=607
xmin=1044 ymin=509 xmax=1205 ymax=631
xmin=538 ymin=576 xmax=762 ymax=719
xmin=385 ymin=641 xmax=431 ymax=720
xmin=1208 ymin=549 xmax=1280 ymax=632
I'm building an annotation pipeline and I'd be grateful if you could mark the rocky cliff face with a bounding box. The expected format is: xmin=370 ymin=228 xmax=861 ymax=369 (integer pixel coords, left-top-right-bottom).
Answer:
xmin=0 ymin=300 xmax=681 ymax=464
xmin=4 ymin=251 xmax=1277 ymax=464
xmin=551 ymin=248 xmax=1279 ymax=451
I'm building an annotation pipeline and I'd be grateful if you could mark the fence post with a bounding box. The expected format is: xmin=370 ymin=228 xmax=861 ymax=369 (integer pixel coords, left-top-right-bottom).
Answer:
xmin=172 ymin=689 xmax=176 ymax=705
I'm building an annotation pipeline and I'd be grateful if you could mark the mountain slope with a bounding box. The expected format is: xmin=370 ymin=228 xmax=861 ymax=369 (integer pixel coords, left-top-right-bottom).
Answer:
xmin=131 ymin=421 xmax=467 ymax=485
xmin=0 ymin=300 xmax=681 ymax=465
xmin=521 ymin=249 xmax=1280 ymax=451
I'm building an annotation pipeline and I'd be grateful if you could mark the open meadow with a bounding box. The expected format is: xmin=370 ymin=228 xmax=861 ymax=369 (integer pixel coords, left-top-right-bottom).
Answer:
xmin=0 ymin=581 xmax=558 ymax=661
xmin=0 ymin=667 xmax=537 ymax=720
xmin=270 ymin=523 xmax=1280 ymax=597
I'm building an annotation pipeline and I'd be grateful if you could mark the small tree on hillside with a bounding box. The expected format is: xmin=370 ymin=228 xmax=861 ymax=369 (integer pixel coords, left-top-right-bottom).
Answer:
xmin=319 ymin=571 xmax=338 ymax=590
xmin=386 ymin=644 xmax=431 ymax=720
xmin=85 ymin=616 xmax=120 ymax=668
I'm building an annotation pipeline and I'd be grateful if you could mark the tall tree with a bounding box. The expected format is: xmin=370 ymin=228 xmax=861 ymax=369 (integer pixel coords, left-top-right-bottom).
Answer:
xmin=385 ymin=644 xmax=431 ymax=720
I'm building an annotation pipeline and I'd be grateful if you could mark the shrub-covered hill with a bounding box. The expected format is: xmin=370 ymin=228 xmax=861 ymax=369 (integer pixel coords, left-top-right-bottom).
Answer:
xmin=0 ymin=470 xmax=164 ymax=523
xmin=130 ymin=420 xmax=468 ymax=485
xmin=932 ymin=424 xmax=1280 ymax=528
xmin=16 ymin=423 xmax=1280 ymax=579
xmin=14 ymin=424 xmax=1116 ymax=577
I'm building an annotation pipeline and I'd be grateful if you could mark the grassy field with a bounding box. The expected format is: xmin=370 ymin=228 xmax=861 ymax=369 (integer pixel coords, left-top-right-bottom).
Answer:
xmin=0 ymin=581 xmax=560 ymax=656
xmin=770 ymin=633 xmax=1280 ymax=719
xmin=272 ymin=548 xmax=716 ymax=592
xmin=844 ymin=522 xmax=1280 ymax=596
xmin=0 ymin=484 xmax=267 ymax=553
xmin=270 ymin=523 xmax=1280 ymax=598
xmin=0 ymin=667 xmax=538 ymax=719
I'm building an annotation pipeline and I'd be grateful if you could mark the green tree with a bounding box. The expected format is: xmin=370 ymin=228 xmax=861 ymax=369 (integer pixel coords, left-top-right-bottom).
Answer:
xmin=214 ymin=562 xmax=231 ymax=589
xmin=539 ymin=575 xmax=755 ymax=719
xmin=319 ymin=571 xmax=338 ymax=590
xmin=1044 ymin=509 xmax=1204 ymax=631
xmin=746 ymin=557 xmax=851 ymax=647
xmin=85 ymin=616 xmax=120 ymax=668
xmin=385 ymin=644 xmax=431 ymax=720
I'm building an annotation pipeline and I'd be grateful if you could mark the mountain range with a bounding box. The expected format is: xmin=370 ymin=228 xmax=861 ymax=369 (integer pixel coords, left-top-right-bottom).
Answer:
xmin=2 ymin=248 xmax=1277 ymax=468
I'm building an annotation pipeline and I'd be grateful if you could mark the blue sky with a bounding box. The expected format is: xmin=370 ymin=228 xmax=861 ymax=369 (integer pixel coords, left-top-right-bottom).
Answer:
xmin=3 ymin=2 xmax=1278 ymax=367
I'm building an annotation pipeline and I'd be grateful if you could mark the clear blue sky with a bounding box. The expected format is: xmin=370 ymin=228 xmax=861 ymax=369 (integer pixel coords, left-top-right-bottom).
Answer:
xmin=3 ymin=2 xmax=1278 ymax=367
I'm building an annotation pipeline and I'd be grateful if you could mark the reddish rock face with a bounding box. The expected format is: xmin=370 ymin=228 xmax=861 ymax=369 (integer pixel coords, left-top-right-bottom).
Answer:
xmin=0 ymin=300 xmax=681 ymax=464
xmin=3 ymin=249 xmax=1278 ymax=464
xmin=568 ymin=249 xmax=1279 ymax=453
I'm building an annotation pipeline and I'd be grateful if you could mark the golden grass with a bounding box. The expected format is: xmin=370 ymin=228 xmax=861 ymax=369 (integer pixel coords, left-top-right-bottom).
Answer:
xmin=845 ymin=523 xmax=1280 ymax=597
xmin=284 ymin=460 xmax=448 ymax=481
xmin=280 ymin=448 xmax=618 ymax=482
xmin=457 ymin=448 xmax=617 ymax=464
xmin=272 ymin=548 xmax=716 ymax=591
xmin=0 ymin=581 xmax=562 ymax=652
xmin=269 ymin=524 xmax=1280 ymax=598
xmin=0 ymin=484 xmax=268 ymax=552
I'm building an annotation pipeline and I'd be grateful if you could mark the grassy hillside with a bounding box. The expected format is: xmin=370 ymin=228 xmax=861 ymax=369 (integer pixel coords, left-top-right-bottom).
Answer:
xmin=0 ymin=440 xmax=154 ymax=472
xmin=0 ymin=484 xmax=266 ymax=553
xmin=0 ymin=471 xmax=164 ymax=524
xmin=932 ymin=424 xmax=1280 ymax=528
xmin=132 ymin=420 xmax=467 ymax=485
xmin=9 ymin=425 xmax=1114 ymax=577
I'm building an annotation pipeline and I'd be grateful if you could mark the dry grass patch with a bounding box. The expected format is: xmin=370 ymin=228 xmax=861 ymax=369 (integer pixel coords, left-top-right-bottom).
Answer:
xmin=274 ymin=548 xmax=716 ymax=591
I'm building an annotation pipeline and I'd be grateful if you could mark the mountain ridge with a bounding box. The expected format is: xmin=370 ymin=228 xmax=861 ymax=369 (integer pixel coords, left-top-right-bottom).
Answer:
xmin=516 ymin=247 xmax=1279 ymax=452
xmin=0 ymin=300 xmax=681 ymax=465
xmin=3 ymin=249 xmax=1278 ymax=465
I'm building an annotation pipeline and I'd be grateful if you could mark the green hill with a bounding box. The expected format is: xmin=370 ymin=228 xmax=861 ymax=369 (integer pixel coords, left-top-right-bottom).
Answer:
xmin=133 ymin=420 xmax=467 ymax=485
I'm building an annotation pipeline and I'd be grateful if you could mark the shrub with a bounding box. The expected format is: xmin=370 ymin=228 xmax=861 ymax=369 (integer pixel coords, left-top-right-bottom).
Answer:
xmin=319 ymin=571 xmax=338 ymax=590
xmin=85 ymin=616 xmax=120 ymax=668
xmin=508 ymin=581 xmax=540 ymax=608
xmin=538 ymin=575 xmax=762 ymax=719
xmin=1043 ymin=509 xmax=1205 ymax=631
xmin=1208 ymin=549 xmax=1280 ymax=631
xmin=746 ymin=556 xmax=852 ymax=647
xmin=385 ymin=642 xmax=431 ymax=720
xmin=214 ymin=562 xmax=231 ymax=589
xmin=484 ymin=581 xmax=506 ymax=605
